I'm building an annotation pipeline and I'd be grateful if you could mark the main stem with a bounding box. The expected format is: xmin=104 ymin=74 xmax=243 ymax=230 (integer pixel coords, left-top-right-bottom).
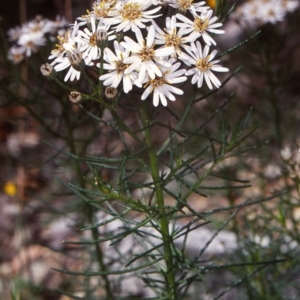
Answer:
xmin=141 ymin=102 xmax=176 ymax=299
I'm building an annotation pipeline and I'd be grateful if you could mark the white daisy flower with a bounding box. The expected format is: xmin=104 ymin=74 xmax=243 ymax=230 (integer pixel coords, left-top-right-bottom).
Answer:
xmin=77 ymin=17 xmax=100 ymax=63
xmin=49 ymin=22 xmax=80 ymax=60
xmin=151 ymin=15 xmax=190 ymax=57
xmin=49 ymin=22 xmax=87 ymax=82
xmin=92 ymin=0 xmax=116 ymax=20
xmin=7 ymin=26 xmax=22 ymax=42
xmin=17 ymin=31 xmax=45 ymax=56
xmin=167 ymin=0 xmax=209 ymax=13
xmin=231 ymin=0 xmax=297 ymax=26
xmin=176 ymin=9 xmax=224 ymax=46
xmin=51 ymin=48 xmax=83 ymax=82
xmin=233 ymin=1 xmax=261 ymax=26
xmin=107 ymin=0 xmax=162 ymax=32
xmin=280 ymin=0 xmax=299 ymax=12
xmin=141 ymin=58 xmax=187 ymax=107
xmin=99 ymin=41 xmax=138 ymax=93
xmin=7 ymin=47 xmax=25 ymax=64
xmin=22 ymin=17 xmax=53 ymax=35
xmin=260 ymin=1 xmax=285 ymax=24
xmin=121 ymin=25 xmax=175 ymax=83
xmin=179 ymin=41 xmax=229 ymax=89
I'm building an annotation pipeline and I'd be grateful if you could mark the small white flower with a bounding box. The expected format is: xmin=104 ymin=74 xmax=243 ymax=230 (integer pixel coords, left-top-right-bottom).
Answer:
xmin=76 ymin=17 xmax=102 ymax=63
xmin=121 ymin=25 xmax=175 ymax=83
xmin=280 ymin=0 xmax=299 ymax=12
xmin=234 ymin=1 xmax=262 ymax=26
xmin=53 ymin=54 xmax=82 ymax=82
xmin=256 ymin=0 xmax=285 ymax=25
xmin=141 ymin=58 xmax=187 ymax=107
xmin=49 ymin=22 xmax=80 ymax=60
xmin=7 ymin=26 xmax=22 ymax=42
xmin=17 ymin=31 xmax=45 ymax=56
xmin=107 ymin=0 xmax=162 ymax=32
xmin=176 ymin=9 xmax=224 ymax=46
xmin=99 ymin=41 xmax=138 ymax=93
xmin=180 ymin=41 xmax=229 ymax=89
xmin=22 ymin=17 xmax=53 ymax=35
xmin=8 ymin=47 xmax=25 ymax=64
xmin=152 ymin=16 xmax=190 ymax=57
xmin=167 ymin=0 xmax=209 ymax=13
xmin=231 ymin=0 xmax=297 ymax=26
xmin=91 ymin=0 xmax=116 ymax=20
xmin=51 ymin=43 xmax=85 ymax=82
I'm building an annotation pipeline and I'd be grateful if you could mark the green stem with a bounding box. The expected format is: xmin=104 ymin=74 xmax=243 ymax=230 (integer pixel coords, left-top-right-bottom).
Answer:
xmin=140 ymin=102 xmax=176 ymax=299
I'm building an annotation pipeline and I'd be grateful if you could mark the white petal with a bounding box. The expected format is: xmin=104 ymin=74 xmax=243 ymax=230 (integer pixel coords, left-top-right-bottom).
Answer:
xmin=153 ymin=89 xmax=160 ymax=106
xmin=204 ymin=72 xmax=213 ymax=89
xmin=146 ymin=25 xmax=155 ymax=47
xmin=155 ymin=46 xmax=175 ymax=57
xmin=139 ymin=63 xmax=147 ymax=82
xmin=141 ymin=84 xmax=153 ymax=100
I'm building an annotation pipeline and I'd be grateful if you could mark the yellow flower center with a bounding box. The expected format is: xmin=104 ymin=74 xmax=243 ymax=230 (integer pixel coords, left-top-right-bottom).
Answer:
xmin=121 ymin=3 xmax=142 ymax=21
xmin=194 ymin=17 xmax=209 ymax=33
xmin=115 ymin=60 xmax=128 ymax=74
xmin=177 ymin=0 xmax=193 ymax=11
xmin=31 ymin=24 xmax=43 ymax=32
xmin=196 ymin=57 xmax=211 ymax=71
xmin=165 ymin=33 xmax=181 ymax=49
xmin=94 ymin=4 xmax=111 ymax=18
xmin=138 ymin=46 xmax=155 ymax=61
xmin=150 ymin=76 xmax=166 ymax=88
xmin=26 ymin=41 xmax=34 ymax=48
xmin=89 ymin=33 xmax=97 ymax=46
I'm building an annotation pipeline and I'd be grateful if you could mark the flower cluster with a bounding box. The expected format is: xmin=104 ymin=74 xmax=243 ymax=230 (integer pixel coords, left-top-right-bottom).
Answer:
xmin=45 ymin=0 xmax=229 ymax=107
xmin=232 ymin=0 xmax=299 ymax=27
xmin=7 ymin=15 xmax=68 ymax=64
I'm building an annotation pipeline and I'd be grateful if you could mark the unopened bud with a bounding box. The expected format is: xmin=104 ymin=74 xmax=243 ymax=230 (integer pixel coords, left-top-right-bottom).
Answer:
xmin=97 ymin=27 xmax=108 ymax=49
xmin=105 ymin=86 xmax=117 ymax=101
xmin=40 ymin=63 xmax=56 ymax=79
xmin=69 ymin=91 xmax=83 ymax=104
xmin=67 ymin=49 xmax=85 ymax=71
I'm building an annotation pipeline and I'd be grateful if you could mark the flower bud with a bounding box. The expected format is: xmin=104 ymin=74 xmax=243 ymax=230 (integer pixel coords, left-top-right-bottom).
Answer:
xmin=97 ymin=27 xmax=108 ymax=49
xmin=40 ymin=63 xmax=56 ymax=79
xmin=69 ymin=91 xmax=83 ymax=104
xmin=105 ymin=86 xmax=117 ymax=101
xmin=67 ymin=49 xmax=85 ymax=71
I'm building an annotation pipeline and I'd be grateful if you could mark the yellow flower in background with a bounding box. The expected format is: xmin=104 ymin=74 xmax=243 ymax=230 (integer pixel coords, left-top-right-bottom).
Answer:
xmin=207 ymin=0 xmax=216 ymax=9
xmin=3 ymin=182 xmax=17 ymax=197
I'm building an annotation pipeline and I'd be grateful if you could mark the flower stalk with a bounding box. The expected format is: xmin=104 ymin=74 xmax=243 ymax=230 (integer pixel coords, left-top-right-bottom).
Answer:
xmin=140 ymin=101 xmax=176 ymax=299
